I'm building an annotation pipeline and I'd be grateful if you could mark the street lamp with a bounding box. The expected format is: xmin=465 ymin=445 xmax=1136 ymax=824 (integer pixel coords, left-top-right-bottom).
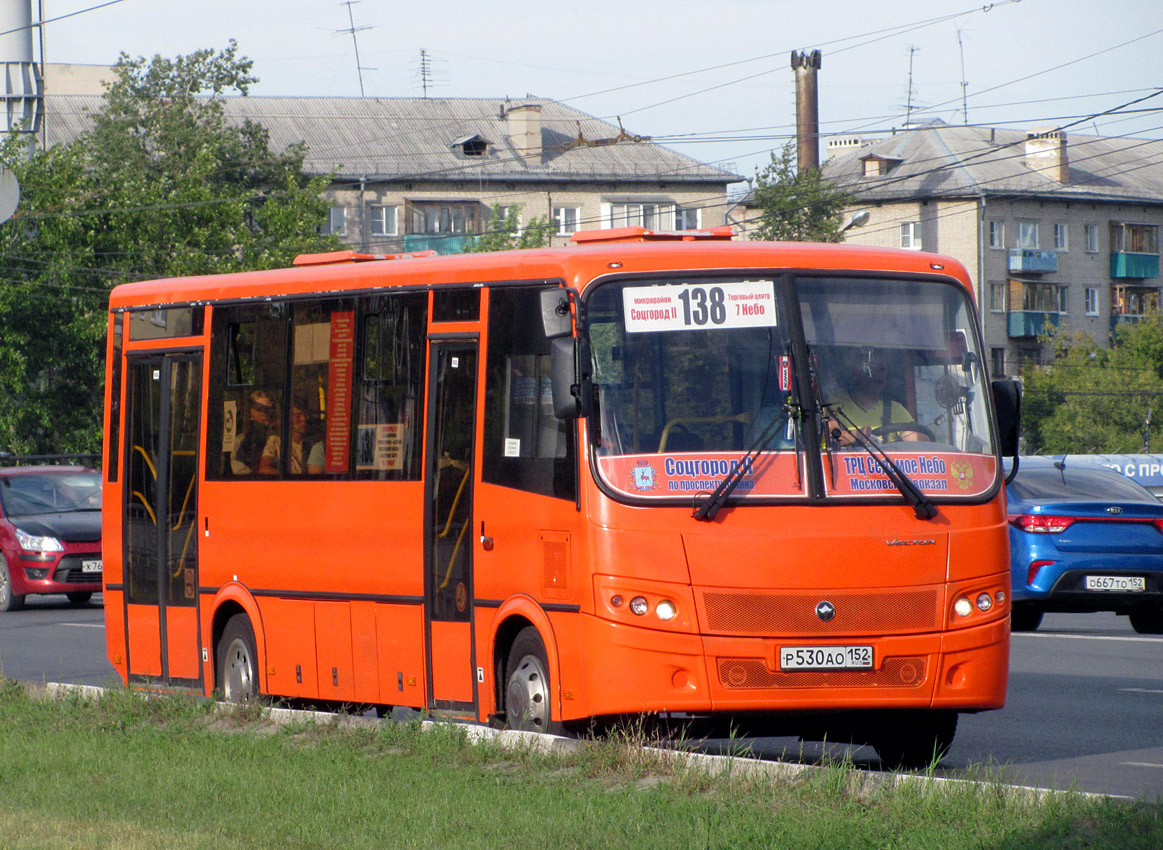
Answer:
xmin=839 ymin=209 xmax=871 ymax=234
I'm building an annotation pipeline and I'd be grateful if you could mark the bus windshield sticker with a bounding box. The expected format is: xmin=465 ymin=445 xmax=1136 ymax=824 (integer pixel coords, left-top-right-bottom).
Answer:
xmin=623 ymin=281 xmax=776 ymax=334
xmin=826 ymin=452 xmax=997 ymax=498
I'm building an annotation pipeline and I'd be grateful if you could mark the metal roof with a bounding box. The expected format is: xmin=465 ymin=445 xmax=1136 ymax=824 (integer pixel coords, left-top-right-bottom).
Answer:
xmin=44 ymin=94 xmax=740 ymax=185
xmin=822 ymin=120 xmax=1163 ymax=205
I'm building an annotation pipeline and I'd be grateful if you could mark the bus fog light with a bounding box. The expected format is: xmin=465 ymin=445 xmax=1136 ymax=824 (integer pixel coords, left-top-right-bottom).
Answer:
xmin=976 ymin=593 xmax=993 ymax=612
xmin=610 ymin=595 xmax=624 ymax=608
xmin=954 ymin=597 xmax=972 ymax=618
xmin=655 ymin=600 xmax=676 ymax=621
xmin=630 ymin=596 xmax=648 ymax=616
xmin=996 ymin=591 xmax=1006 ymax=604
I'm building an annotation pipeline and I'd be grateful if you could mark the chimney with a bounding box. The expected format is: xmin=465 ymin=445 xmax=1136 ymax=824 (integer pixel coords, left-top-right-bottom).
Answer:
xmin=506 ymin=103 xmax=542 ymax=163
xmin=791 ymin=50 xmax=822 ymax=172
xmin=1024 ymin=127 xmax=1069 ymax=183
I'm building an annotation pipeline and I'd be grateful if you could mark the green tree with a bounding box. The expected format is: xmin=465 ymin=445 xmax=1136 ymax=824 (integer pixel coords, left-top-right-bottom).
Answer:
xmin=466 ymin=204 xmax=552 ymax=253
xmin=0 ymin=42 xmax=338 ymax=455
xmin=751 ymin=143 xmax=853 ymax=242
xmin=1021 ymin=315 xmax=1163 ymax=454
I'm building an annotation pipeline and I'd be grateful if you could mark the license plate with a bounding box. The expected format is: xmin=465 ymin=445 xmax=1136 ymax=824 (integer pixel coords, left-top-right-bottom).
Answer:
xmin=1085 ymin=575 xmax=1145 ymax=592
xmin=779 ymin=645 xmax=873 ymax=671
xmin=81 ymin=559 xmax=102 ymax=574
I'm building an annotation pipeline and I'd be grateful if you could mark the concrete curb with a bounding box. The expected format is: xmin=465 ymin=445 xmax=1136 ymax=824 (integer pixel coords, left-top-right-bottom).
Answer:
xmin=34 ymin=681 xmax=1120 ymax=801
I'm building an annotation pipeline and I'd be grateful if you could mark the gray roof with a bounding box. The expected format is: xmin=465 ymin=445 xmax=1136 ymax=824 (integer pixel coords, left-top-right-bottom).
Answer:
xmin=822 ymin=120 xmax=1163 ymax=206
xmin=44 ymin=94 xmax=739 ymax=185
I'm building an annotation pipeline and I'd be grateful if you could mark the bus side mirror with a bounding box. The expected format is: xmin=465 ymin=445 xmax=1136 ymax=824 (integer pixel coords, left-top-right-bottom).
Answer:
xmin=551 ymin=336 xmax=593 ymax=419
xmin=992 ymin=378 xmax=1021 ymax=462
xmin=540 ymin=289 xmax=572 ymax=339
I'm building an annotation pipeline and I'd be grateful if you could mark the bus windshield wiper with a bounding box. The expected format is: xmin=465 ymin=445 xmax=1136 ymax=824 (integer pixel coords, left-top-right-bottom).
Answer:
xmin=692 ymin=404 xmax=795 ymax=522
xmin=827 ymin=406 xmax=938 ymax=521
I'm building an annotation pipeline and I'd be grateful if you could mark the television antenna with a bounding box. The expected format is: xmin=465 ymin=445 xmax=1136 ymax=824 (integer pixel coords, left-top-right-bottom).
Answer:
xmin=338 ymin=1 xmax=375 ymax=97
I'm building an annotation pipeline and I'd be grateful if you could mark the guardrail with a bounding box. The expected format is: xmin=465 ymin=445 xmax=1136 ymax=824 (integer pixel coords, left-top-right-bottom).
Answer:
xmin=0 ymin=452 xmax=102 ymax=468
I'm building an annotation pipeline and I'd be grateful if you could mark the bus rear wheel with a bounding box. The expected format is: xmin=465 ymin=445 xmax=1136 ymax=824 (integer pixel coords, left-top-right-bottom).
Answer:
xmin=503 ymin=627 xmax=561 ymax=735
xmin=217 ymin=614 xmax=260 ymax=704
xmin=872 ymin=711 xmax=957 ymax=770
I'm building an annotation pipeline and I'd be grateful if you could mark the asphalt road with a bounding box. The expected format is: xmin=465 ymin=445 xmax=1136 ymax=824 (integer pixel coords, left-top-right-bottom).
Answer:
xmin=1 ymin=600 xmax=1160 ymax=799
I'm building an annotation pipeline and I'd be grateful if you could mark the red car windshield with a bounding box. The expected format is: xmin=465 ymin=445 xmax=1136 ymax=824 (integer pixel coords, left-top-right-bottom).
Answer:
xmin=0 ymin=472 xmax=102 ymax=518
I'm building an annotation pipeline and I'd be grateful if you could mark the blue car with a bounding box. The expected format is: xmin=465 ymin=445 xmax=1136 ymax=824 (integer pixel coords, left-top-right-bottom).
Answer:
xmin=1007 ymin=459 xmax=1163 ymax=633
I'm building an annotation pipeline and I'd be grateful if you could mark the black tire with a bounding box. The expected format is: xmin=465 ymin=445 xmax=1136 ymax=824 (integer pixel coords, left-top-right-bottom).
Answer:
xmin=872 ymin=711 xmax=958 ymax=770
xmin=66 ymin=591 xmax=93 ymax=605
xmin=1011 ymin=608 xmax=1044 ymax=632
xmin=217 ymin=613 xmax=261 ymax=703
xmin=503 ymin=627 xmax=562 ymax=734
xmin=0 ymin=554 xmax=26 ymax=612
xmin=1129 ymin=608 xmax=1163 ymax=634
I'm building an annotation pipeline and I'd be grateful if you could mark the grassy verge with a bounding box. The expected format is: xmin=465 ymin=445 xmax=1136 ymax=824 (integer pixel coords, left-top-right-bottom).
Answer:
xmin=0 ymin=681 xmax=1160 ymax=850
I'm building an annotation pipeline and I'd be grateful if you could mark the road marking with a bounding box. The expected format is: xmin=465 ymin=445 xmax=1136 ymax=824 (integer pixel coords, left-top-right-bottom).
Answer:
xmin=1123 ymin=762 xmax=1163 ymax=769
xmin=61 ymin=623 xmax=104 ymax=629
xmin=1012 ymin=632 xmax=1163 ymax=644
xmin=1119 ymin=688 xmax=1163 ymax=695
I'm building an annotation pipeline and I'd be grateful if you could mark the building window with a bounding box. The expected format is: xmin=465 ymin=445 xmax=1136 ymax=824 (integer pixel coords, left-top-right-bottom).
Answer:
xmin=1112 ymin=285 xmax=1160 ymax=316
xmin=899 ymin=221 xmax=920 ymax=250
xmin=1054 ymin=223 xmax=1068 ymax=251
xmin=1057 ymin=285 xmax=1069 ymax=314
xmin=989 ymin=281 xmax=1007 ymax=313
xmin=611 ymin=202 xmax=674 ymax=230
xmin=326 ymin=206 xmax=347 ymax=237
xmin=1010 ymin=279 xmax=1059 ymax=311
xmin=1110 ymin=222 xmax=1160 ymax=255
xmin=410 ymin=202 xmax=481 ymax=235
xmin=1016 ymin=221 xmax=1038 ymax=249
xmin=988 ymin=221 xmax=1004 ymax=249
xmin=553 ymin=206 xmax=580 ymax=235
xmin=990 ymin=348 xmax=1007 ymax=379
xmin=1085 ymin=224 xmax=1099 ymax=253
xmin=675 ymin=207 xmax=701 ymax=230
xmin=369 ymin=205 xmax=397 ymax=237
xmin=1085 ymin=287 xmax=1099 ymax=316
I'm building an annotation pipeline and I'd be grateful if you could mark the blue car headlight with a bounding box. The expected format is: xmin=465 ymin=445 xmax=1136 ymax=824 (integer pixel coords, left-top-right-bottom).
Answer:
xmin=14 ymin=527 xmax=64 ymax=553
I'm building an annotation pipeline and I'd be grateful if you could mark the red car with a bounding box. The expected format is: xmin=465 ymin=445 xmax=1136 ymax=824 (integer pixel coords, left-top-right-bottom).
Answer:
xmin=0 ymin=465 xmax=102 ymax=611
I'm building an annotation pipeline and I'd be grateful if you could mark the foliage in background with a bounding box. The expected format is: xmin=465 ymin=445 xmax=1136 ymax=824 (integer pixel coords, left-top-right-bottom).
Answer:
xmin=1020 ymin=313 xmax=1163 ymax=454
xmin=750 ymin=143 xmax=853 ymax=243
xmin=465 ymin=204 xmax=552 ymax=253
xmin=0 ymin=41 xmax=338 ymax=455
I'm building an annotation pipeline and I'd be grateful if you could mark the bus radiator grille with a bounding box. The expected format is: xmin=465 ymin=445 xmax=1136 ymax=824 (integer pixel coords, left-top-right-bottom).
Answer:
xmin=701 ymin=590 xmax=939 ymax=635
xmin=717 ymin=657 xmax=927 ymax=689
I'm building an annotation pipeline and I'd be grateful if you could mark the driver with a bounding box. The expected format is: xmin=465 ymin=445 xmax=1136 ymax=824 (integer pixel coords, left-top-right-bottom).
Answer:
xmin=827 ymin=347 xmax=921 ymax=446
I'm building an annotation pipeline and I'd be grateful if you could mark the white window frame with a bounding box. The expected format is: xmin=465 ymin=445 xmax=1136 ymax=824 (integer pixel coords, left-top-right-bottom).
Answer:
xmin=1085 ymin=287 xmax=1099 ymax=316
xmin=1016 ymin=220 xmax=1039 ymax=249
xmin=369 ymin=204 xmax=397 ymax=238
xmin=327 ymin=206 xmax=347 ymax=237
xmin=988 ymin=220 xmax=1004 ymax=250
xmin=1054 ymin=223 xmax=1068 ymax=251
xmin=1085 ymin=224 xmax=1099 ymax=253
xmin=899 ymin=221 xmax=920 ymax=250
xmin=675 ymin=207 xmax=701 ymax=230
xmin=553 ymin=206 xmax=580 ymax=236
xmin=1057 ymin=285 xmax=1069 ymax=315
xmin=989 ymin=281 xmax=1007 ymax=313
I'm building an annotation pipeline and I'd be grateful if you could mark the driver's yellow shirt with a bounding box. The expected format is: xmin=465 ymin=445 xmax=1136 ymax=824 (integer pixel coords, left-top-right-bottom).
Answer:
xmin=835 ymin=387 xmax=913 ymax=436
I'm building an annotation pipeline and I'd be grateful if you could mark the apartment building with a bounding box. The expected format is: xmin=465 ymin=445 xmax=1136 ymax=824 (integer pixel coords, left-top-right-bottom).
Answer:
xmin=43 ymin=74 xmax=739 ymax=254
xmin=817 ymin=121 xmax=1163 ymax=377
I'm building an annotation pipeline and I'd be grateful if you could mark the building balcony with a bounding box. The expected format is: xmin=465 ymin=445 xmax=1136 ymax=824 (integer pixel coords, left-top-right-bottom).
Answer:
xmin=1111 ymin=313 xmax=1148 ymax=335
xmin=1008 ymin=249 xmax=1058 ymax=274
xmin=1110 ymin=252 xmax=1160 ymax=280
xmin=1008 ymin=310 xmax=1060 ymax=338
xmin=403 ymin=233 xmax=474 ymax=254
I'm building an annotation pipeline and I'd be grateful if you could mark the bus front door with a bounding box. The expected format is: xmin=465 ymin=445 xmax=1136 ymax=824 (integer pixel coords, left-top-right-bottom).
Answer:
xmin=424 ymin=341 xmax=478 ymax=712
xmin=122 ymin=353 xmax=202 ymax=687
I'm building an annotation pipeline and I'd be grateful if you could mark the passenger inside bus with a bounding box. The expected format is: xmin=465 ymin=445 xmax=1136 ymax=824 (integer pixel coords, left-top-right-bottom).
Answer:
xmin=231 ymin=390 xmax=275 ymax=475
xmin=259 ymin=398 xmax=325 ymax=475
xmin=826 ymin=347 xmax=922 ymax=446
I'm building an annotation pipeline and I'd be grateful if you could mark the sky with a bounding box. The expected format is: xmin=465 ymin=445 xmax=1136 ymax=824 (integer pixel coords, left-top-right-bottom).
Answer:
xmin=32 ymin=0 xmax=1163 ymax=185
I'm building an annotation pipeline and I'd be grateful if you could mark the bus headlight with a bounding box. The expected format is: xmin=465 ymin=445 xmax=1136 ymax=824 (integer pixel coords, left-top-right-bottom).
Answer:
xmin=655 ymin=600 xmax=677 ymax=621
xmin=954 ymin=597 xmax=973 ymax=618
xmin=629 ymin=596 xmax=649 ymax=616
xmin=976 ymin=593 xmax=993 ymax=612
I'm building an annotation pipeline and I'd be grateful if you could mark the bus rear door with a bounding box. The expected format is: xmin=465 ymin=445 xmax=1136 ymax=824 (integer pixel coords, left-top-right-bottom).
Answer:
xmin=122 ymin=352 xmax=202 ymax=687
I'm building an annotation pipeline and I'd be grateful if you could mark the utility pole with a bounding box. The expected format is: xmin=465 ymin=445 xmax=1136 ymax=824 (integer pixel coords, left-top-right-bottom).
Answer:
xmin=790 ymin=50 xmax=821 ymax=174
xmin=0 ymin=0 xmax=42 ymax=159
xmin=956 ymin=28 xmax=969 ymax=126
xmin=904 ymin=46 xmax=919 ymax=128
xmin=1145 ymin=407 xmax=1152 ymax=454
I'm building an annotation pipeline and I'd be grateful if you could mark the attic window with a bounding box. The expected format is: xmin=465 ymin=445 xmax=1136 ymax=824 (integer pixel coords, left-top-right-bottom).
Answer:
xmin=861 ymin=155 xmax=901 ymax=178
xmin=452 ymin=134 xmax=490 ymax=157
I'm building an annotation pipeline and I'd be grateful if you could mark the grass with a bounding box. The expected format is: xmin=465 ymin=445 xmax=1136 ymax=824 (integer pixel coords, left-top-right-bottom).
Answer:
xmin=0 ymin=681 xmax=1160 ymax=849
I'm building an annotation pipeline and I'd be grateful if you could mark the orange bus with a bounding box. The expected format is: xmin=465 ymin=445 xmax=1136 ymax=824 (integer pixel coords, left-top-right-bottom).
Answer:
xmin=101 ymin=227 xmax=1020 ymax=766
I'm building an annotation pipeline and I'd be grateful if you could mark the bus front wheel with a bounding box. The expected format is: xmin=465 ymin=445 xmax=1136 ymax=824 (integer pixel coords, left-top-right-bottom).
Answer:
xmin=217 ymin=614 xmax=260 ymax=704
xmin=503 ymin=627 xmax=561 ymax=735
xmin=872 ymin=711 xmax=957 ymax=770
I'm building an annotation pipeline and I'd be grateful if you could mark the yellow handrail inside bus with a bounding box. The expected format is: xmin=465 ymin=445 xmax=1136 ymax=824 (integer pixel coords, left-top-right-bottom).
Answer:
xmin=438 ymin=517 xmax=471 ymax=590
xmin=131 ymin=492 xmax=157 ymax=526
xmin=656 ymin=413 xmax=751 ymax=453
xmin=133 ymin=445 xmax=157 ymax=480
xmin=437 ymin=463 xmax=470 ymax=540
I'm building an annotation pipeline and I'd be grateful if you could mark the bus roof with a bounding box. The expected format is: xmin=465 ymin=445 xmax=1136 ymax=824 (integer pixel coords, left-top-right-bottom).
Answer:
xmin=106 ymin=236 xmax=972 ymax=311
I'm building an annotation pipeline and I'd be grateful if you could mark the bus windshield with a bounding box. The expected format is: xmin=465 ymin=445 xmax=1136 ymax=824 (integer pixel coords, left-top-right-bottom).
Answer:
xmin=587 ymin=274 xmax=998 ymax=503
